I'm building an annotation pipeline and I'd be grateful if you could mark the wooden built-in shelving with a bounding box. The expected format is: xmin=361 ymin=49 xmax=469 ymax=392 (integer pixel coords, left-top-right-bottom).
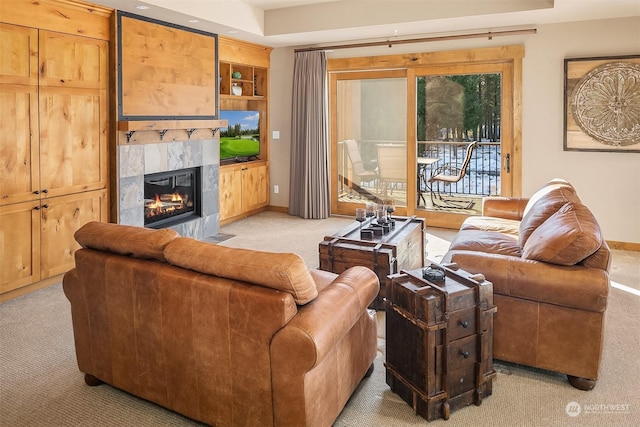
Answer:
xmin=218 ymin=36 xmax=272 ymax=224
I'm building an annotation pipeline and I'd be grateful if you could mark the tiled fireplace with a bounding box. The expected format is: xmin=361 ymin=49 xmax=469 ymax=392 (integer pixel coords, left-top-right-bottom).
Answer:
xmin=118 ymin=138 xmax=219 ymax=239
xmin=144 ymin=167 xmax=201 ymax=228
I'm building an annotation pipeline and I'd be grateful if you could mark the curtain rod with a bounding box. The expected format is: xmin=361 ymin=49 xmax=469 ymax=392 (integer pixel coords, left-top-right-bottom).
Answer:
xmin=294 ymin=28 xmax=537 ymax=53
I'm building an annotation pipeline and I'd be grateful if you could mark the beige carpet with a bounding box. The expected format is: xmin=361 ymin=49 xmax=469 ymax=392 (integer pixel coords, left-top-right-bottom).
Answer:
xmin=1 ymin=211 xmax=638 ymax=426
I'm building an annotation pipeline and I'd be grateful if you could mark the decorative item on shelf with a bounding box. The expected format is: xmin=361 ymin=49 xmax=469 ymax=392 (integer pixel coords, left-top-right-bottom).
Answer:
xmin=232 ymin=71 xmax=242 ymax=79
xmin=231 ymin=83 xmax=242 ymax=96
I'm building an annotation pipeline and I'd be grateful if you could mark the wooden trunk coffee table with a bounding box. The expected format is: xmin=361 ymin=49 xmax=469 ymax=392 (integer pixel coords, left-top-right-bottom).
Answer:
xmin=385 ymin=264 xmax=497 ymax=421
xmin=318 ymin=216 xmax=425 ymax=309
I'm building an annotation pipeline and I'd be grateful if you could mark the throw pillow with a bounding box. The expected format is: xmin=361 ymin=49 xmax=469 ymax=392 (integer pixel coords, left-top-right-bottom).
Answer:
xmin=522 ymin=202 xmax=602 ymax=266
xmin=519 ymin=183 xmax=580 ymax=247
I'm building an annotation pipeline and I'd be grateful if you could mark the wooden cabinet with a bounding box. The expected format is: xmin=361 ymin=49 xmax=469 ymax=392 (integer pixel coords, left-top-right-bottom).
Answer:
xmin=0 ymin=189 xmax=107 ymax=294
xmin=219 ymin=161 xmax=269 ymax=222
xmin=0 ymin=7 xmax=110 ymax=300
xmin=218 ymin=37 xmax=272 ymax=224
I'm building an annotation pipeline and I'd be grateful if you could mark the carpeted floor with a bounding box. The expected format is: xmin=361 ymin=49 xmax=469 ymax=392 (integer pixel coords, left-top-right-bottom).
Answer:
xmin=1 ymin=211 xmax=638 ymax=426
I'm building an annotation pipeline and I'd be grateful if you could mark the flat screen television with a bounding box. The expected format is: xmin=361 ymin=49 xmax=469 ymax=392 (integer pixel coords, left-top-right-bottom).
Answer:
xmin=219 ymin=110 xmax=260 ymax=162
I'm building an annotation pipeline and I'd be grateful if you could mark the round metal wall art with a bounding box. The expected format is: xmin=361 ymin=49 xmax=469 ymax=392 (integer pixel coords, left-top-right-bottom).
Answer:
xmin=570 ymin=61 xmax=640 ymax=146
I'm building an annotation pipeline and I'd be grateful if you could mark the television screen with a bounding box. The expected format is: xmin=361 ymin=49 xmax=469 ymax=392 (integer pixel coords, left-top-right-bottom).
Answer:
xmin=219 ymin=110 xmax=260 ymax=161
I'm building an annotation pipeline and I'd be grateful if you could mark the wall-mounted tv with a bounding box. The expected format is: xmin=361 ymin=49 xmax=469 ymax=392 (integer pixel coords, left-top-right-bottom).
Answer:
xmin=219 ymin=110 xmax=260 ymax=162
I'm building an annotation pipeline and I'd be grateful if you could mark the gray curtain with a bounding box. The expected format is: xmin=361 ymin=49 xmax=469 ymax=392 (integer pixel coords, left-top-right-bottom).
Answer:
xmin=288 ymin=51 xmax=330 ymax=219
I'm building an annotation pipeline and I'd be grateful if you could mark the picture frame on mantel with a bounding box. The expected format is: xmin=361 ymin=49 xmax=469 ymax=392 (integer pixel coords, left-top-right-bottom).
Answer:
xmin=564 ymin=54 xmax=640 ymax=153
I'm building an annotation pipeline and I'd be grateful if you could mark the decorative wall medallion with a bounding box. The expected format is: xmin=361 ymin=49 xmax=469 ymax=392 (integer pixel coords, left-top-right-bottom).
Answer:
xmin=571 ymin=62 xmax=640 ymax=146
xmin=564 ymin=55 xmax=640 ymax=152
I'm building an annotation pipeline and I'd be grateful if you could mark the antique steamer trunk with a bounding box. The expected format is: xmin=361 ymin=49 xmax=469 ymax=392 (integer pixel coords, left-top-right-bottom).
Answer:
xmin=318 ymin=216 xmax=425 ymax=310
xmin=384 ymin=264 xmax=496 ymax=421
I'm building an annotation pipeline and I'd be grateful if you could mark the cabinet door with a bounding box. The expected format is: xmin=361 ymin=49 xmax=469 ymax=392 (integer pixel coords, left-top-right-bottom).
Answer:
xmin=0 ymin=201 xmax=41 ymax=294
xmin=0 ymin=84 xmax=39 ymax=205
xmin=39 ymin=86 xmax=108 ymax=197
xmin=39 ymin=30 xmax=107 ymax=89
xmin=40 ymin=189 xmax=107 ymax=278
xmin=219 ymin=165 xmax=243 ymax=220
xmin=242 ymin=163 xmax=268 ymax=212
xmin=0 ymin=24 xmax=38 ymax=85
xmin=37 ymin=31 xmax=108 ymax=198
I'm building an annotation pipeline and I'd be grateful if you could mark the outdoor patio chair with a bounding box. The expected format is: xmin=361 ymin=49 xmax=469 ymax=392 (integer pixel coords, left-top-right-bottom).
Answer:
xmin=343 ymin=139 xmax=379 ymax=197
xmin=428 ymin=141 xmax=478 ymax=209
xmin=376 ymin=144 xmax=406 ymax=196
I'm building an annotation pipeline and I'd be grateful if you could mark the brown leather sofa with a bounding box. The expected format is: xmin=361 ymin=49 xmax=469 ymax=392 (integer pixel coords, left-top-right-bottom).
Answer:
xmin=441 ymin=179 xmax=610 ymax=390
xmin=63 ymin=221 xmax=379 ymax=426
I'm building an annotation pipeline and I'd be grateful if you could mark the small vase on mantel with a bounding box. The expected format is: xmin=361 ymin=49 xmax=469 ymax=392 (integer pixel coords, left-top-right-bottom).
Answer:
xmin=231 ymin=83 xmax=242 ymax=96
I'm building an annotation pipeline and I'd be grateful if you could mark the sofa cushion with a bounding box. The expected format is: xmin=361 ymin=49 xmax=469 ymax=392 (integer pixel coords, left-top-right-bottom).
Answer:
xmin=460 ymin=216 xmax=520 ymax=237
xmin=519 ymin=183 xmax=581 ymax=247
xmin=522 ymin=202 xmax=602 ymax=266
xmin=448 ymin=229 xmax=522 ymax=258
xmin=164 ymin=237 xmax=318 ymax=305
xmin=74 ymin=221 xmax=179 ymax=262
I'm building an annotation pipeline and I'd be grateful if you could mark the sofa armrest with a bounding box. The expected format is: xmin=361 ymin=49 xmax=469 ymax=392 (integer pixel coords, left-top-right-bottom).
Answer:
xmin=271 ymin=266 xmax=378 ymax=374
xmin=270 ymin=266 xmax=378 ymax=426
xmin=482 ymin=197 xmax=529 ymax=220
xmin=444 ymin=250 xmax=609 ymax=312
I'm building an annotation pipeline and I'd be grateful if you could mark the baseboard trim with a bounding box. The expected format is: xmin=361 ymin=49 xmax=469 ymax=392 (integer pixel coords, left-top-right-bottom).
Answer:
xmin=607 ymin=240 xmax=640 ymax=252
xmin=0 ymin=274 xmax=63 ymax=303
xmin=267 ymin=205 xmax=288 ymax=214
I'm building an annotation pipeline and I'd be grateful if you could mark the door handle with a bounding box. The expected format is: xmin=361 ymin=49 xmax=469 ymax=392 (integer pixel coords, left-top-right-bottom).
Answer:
xmin=505 ymin=153 xmax=511 ymax=173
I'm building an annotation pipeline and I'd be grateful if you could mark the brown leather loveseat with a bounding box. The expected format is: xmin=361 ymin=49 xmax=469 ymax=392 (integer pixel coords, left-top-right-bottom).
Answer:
xmin=442 ymin=179 xmax=610 ymax=390
xmin=63 ymin=221 xmax=379 ymax=426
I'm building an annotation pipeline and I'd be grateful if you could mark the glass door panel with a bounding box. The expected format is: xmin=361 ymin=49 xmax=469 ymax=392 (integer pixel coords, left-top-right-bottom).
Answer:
xmin=332 ymin=72 xmax=407 ymax=217
xmin=415 ymin=69 xmax=504 ymax=214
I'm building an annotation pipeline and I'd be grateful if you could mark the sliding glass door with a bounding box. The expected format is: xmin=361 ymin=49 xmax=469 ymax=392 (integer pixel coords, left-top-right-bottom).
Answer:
xmin=414 ymin=66 xmax=506 ymax=215
xmin=328 ymin=48 xmax=521 ymax=227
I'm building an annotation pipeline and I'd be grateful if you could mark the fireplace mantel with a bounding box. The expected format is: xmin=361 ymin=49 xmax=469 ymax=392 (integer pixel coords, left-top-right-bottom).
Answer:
xmin=118 ymin=119 xmax=227 ymax=131
xmin=118 ymin=119 xmax=228 ymax=144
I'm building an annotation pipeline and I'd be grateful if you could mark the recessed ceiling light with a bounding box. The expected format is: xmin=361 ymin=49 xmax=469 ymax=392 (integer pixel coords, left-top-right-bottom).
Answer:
xmin=188 ymin=19 xmax=199 ymax=23
xmin=228 ymin=30 xmax=238 ymax=34
xmin=136 ymin=5 xmax=149 ymax=10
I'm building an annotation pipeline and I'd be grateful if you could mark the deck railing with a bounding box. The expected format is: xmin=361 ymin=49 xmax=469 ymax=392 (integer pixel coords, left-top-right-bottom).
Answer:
xmin=419 ymin=141 xmax=502 ymax=197
xmin=337 ymin=140 xmax=502 ymax=200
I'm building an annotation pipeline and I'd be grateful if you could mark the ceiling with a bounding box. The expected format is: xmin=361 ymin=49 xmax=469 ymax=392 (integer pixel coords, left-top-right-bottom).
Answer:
xmin=92 ymin=0 xmax=639 ymax=48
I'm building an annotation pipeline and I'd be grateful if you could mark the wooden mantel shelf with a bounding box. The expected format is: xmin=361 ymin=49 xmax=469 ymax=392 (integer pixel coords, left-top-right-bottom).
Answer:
xmin=117 ymin=119 xmax=227 ymax=132
xmin=117 ymin=119 xmax=229 ymax=144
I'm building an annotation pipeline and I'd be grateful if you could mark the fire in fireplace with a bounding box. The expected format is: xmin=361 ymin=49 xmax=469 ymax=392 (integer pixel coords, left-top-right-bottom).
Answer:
xmin=144 ymin=167 xmax=201 ymax=228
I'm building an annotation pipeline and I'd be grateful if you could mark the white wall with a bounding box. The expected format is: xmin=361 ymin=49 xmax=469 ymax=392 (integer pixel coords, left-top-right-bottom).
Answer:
xmin=269 ymin=16 xmax=640 ymax=243
xmin=522 ymin=18 xmax=639 ymax=244
xmin=268 ymin=47 xmax=295 ymax=208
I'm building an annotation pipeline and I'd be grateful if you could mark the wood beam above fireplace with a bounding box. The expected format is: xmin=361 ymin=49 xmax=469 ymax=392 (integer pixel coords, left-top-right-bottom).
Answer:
xmin=117 ymin=119 xmax=228 ymax=145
